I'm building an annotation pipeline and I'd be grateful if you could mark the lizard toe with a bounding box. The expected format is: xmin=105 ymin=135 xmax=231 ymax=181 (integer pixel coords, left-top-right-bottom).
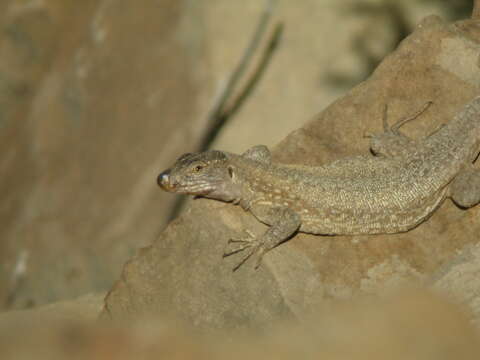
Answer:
xmin=231 ymin=243 xmax=264 ymax=271
xmin=253 ymin=248 xmax=266 ymax=269
xmin=224 ymin=230 xmax=258 ymax=257
xmin=223 ymin=243 xmax=251 ymax=257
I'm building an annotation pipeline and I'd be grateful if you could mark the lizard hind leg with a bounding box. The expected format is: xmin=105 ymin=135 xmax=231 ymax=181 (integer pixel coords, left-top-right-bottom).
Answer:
xmin=368 ymin=101 xmax=432 ymax=158
xmin=450 ymin=167 xmax=480 ymax=208
xmin=388 ymin=101 xmax=433 ymax=132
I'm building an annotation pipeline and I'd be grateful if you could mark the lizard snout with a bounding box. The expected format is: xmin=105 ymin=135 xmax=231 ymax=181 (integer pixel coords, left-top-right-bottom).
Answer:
xmin=157 ymin=169 xmax=175 ymax=191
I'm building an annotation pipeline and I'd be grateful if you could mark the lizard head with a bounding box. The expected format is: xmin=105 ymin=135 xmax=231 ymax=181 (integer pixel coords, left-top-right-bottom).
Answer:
xmin=157 ymin=150 xmax=242 ymax=202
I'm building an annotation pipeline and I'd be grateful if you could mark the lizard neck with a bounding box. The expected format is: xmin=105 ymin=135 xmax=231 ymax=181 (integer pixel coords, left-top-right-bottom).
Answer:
xmin=228 ymin=154 xmax=274 ymax=210
xmin=230 ymin=154 xmax=302 ymax=214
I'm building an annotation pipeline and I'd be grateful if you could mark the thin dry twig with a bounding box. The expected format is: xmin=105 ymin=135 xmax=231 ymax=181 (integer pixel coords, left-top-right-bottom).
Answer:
xmin=198 ymin=21 xmax=283 ymax=152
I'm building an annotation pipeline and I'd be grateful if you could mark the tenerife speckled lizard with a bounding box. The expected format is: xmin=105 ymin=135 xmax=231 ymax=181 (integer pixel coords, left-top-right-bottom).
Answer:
xmin=158 ymin=97 xmax=480 ymax=270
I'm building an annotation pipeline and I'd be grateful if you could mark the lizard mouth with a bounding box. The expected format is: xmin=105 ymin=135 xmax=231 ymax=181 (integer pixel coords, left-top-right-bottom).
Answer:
xmin=172 ymin=182 xmax=216 ymax=195
xmin=157 ymin=171 xmax=214 ymax=195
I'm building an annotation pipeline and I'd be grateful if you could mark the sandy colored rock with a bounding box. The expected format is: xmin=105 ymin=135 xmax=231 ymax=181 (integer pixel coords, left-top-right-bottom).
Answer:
xmin=0 ymin=292 xmax=105 ymax=326
xmin=1 ymin=289 xmax=479 ymax=360
xmin=0 ymin=0 xmax=202 ymax=310
xmin=103 ymin=15 xmax=480 ymax=329
xmin=0 ymin=0 xmax=468 ymax=312
xmin=0 ymin=0 xmax=472 ymax=317
xmin=431 ymin=242 xmax=480 ymax=327
xmin=208 ymin=0 xmax=456 ymax=153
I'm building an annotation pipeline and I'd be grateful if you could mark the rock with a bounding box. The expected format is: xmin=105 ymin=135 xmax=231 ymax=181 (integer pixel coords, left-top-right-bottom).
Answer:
xmin=0 ymin=0 xmax=473 ymax=315
xmin=0 ymin=0 xmax=203 ymax=310
xmin=0 ymin=292 xmax=105 ymax=326
xmin=431 ymin=243 xmax=480 ymax=327
xmin=1 ymin=289 xmax=479 ymax=359
xmin=103 ymin=15 xmax=480 ymax=329
xmin=208 ymin=0 xmax=457 ymax=153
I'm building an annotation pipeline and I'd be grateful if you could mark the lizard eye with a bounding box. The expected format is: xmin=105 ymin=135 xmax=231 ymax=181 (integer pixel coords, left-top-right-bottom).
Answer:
xmin=192 ymin=164 xmax=205 ymax=172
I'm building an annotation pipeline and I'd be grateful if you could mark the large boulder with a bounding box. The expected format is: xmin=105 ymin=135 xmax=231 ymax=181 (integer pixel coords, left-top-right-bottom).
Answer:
xmin=0 ymin=0 xmax=203 ymax=310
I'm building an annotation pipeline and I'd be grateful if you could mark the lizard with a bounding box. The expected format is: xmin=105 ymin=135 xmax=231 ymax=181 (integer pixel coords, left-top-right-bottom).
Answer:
xmin=157 ymin=96 xmax=480 ymax=270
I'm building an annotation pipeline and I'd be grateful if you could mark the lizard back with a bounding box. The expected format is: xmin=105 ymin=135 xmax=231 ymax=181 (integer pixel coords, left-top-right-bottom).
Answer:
xmin=235 ymin=96 xmax=480 ymax=235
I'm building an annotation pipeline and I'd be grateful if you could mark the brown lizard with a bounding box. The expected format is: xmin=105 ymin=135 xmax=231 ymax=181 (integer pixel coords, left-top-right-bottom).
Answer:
xmin=158 ymin=97 xmax=480 ymax=270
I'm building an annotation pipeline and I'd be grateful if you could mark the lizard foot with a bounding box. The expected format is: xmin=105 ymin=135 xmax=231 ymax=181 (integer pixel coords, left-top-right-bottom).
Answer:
xmin=223 ymin=230 xmax=265 ymax=271
xmin=223 ymin=229 xmax=257 ymax=256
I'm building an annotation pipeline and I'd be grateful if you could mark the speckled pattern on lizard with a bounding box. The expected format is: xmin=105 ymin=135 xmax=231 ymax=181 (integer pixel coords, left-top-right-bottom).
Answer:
xmin=158 ymin=97 xmax=480 ymax=270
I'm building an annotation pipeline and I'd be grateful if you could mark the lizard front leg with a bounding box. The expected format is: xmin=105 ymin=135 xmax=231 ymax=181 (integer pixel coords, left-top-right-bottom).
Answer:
xmin=224 ymin=207 xmax=301 ymax=271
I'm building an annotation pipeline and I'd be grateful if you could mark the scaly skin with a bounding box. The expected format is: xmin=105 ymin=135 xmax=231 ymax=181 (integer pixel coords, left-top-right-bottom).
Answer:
xmin=158 ymin=97 xmax=480 ymax=270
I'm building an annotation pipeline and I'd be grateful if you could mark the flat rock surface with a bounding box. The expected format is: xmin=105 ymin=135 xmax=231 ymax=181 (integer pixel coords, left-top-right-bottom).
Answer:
xmin=103 ymin=16 xmax=480 ymax=329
